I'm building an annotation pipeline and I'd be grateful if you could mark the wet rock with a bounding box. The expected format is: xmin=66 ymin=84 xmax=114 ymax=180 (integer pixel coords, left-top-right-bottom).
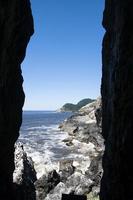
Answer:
xmin=62 ymin=137 xmax=74 ymax=146
xmin=62 ymin=137 xmax=73 ymax=143
xmin=66 ymin=141 xmax=74 ymax=146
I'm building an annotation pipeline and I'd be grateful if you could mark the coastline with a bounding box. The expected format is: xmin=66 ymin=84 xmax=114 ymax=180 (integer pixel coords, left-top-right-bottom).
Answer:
xmin=15 ymin=98 xmax=104 ymax=200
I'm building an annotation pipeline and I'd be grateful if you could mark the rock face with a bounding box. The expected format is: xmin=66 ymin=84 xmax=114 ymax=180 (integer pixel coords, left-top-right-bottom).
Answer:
xmin=34 ymin=98 xmax=103 ymax=200
xmin=0 ymin=0 xmax=33 ymax=199
xmin=60 ymin=98 xmax=103 ymax=148
xmin=101 ymin=0 xmax=133 ymax=199
xmin=35 ymin=170 xmax=60 ymax=200
xmin=13 ymin=143 xmax=37 ymax=200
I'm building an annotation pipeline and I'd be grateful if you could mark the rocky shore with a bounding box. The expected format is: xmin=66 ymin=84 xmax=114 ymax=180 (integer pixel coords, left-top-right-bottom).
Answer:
xmin=14 ymin=98 xmax=104 ymax=200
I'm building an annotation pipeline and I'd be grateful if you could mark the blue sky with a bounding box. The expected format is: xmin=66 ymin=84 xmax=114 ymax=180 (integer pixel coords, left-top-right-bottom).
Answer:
xmin=22 ymin=0 xmax=105 ymax=110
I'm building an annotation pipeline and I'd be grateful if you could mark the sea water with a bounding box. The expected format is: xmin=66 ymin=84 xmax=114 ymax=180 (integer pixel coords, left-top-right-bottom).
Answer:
xmin=19 ymin=111 xmax=73 ymax=178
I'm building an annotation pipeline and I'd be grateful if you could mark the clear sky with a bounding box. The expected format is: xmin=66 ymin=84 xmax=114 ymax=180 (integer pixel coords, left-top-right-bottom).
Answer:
xmin=22 ymin=0 xmax=105 ymax=110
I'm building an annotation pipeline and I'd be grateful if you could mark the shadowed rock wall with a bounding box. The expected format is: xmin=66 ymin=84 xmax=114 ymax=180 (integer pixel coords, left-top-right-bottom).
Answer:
xmin=101 ymin=0 xmax=133 ymax=199
xmin=0 ymin=0 xmax=33 ymax=199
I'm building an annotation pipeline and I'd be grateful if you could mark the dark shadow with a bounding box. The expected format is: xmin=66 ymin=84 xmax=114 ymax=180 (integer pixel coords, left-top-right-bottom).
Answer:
xmin=13 ymin=183 xmax=36 ymax=200
xmin=62 ymin=194 xmax=87 ymax=200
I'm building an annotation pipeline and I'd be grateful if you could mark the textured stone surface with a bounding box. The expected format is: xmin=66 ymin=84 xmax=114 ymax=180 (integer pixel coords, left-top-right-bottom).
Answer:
xmin=60 ymin=98 xmax=103 ymax=146
xmin=44 ymin=172 xmax=93 ymax=200
xmin=13 ymin=143 xmax=37 ymax=200
xmin=0 ymin=0 xmax=33 ymax=199
xmin=38 ymin=99 xmax=103 ymax=200
xmin=100 ymin=0 xmax=133 ymax=199
xmin=35 ymin=170 xmax=60 ymax=200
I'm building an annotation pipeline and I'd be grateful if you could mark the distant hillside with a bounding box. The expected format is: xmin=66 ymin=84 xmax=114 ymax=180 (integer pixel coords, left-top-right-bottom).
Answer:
xmin=60 ymin=98 xmax=95 ymax=112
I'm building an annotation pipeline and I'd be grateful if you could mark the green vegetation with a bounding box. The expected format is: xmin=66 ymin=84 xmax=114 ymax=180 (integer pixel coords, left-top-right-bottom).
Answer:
xmin=61 ymin=98 xmax=95 ymax=112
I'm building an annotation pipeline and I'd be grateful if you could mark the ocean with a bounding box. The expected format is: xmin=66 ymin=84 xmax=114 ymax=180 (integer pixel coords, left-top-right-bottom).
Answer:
xmin=19 ymin=111 xmax=73 ymax=177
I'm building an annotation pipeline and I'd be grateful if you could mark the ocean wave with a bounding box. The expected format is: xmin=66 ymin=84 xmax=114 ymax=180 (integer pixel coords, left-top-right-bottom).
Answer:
xmin=19 ymin=112 xmax=74 ymax=178
xmin=25 ymin=124 xmax=59 ymax=131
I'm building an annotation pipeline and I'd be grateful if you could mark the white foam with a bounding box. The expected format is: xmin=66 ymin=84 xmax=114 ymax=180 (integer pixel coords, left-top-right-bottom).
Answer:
xmin=23 ymin=145 xmax=57 ymax=178
xmin=19 ymin=117 xmax=97 ymax=179
xmin=26 ymin=125 xmax=51 ymax=130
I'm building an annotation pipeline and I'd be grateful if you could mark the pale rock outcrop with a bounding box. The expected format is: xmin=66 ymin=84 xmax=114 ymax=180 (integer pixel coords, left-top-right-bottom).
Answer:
xmin=13 ymin=143 xmax=37 ymax=200
xmin=36 ymin=98 xmax=103 ymax=200
xmin=60 ymin=98 xmax=103 ymax=148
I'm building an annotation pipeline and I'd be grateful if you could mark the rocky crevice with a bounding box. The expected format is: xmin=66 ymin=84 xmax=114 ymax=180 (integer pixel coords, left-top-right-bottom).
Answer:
xmin=1 ymin=0 xmax=133 ymax=199
xmin=100 ymin=0 xmax=133 ymax=199
xmin=0 ymin=0 xmax=34 ymax=199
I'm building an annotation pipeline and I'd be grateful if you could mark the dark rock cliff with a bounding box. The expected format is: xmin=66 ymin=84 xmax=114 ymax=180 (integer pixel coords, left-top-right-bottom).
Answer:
xmin=0 ymin=0 xmax=34 ymax=199
xmin=101 ymin=0 xmax=133 ymax=199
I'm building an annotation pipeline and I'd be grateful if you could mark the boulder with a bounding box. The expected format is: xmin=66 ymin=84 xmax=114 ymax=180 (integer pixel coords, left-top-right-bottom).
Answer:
xmin=44 ymin=172 xmax=93 ymax=200
xmin=44 ymin=182 xmax=71 ymax=200
xmin=59 ymin=160 xmax=75 ymax=182
xmin=35 ymin=170 xmax=60 ymax=200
